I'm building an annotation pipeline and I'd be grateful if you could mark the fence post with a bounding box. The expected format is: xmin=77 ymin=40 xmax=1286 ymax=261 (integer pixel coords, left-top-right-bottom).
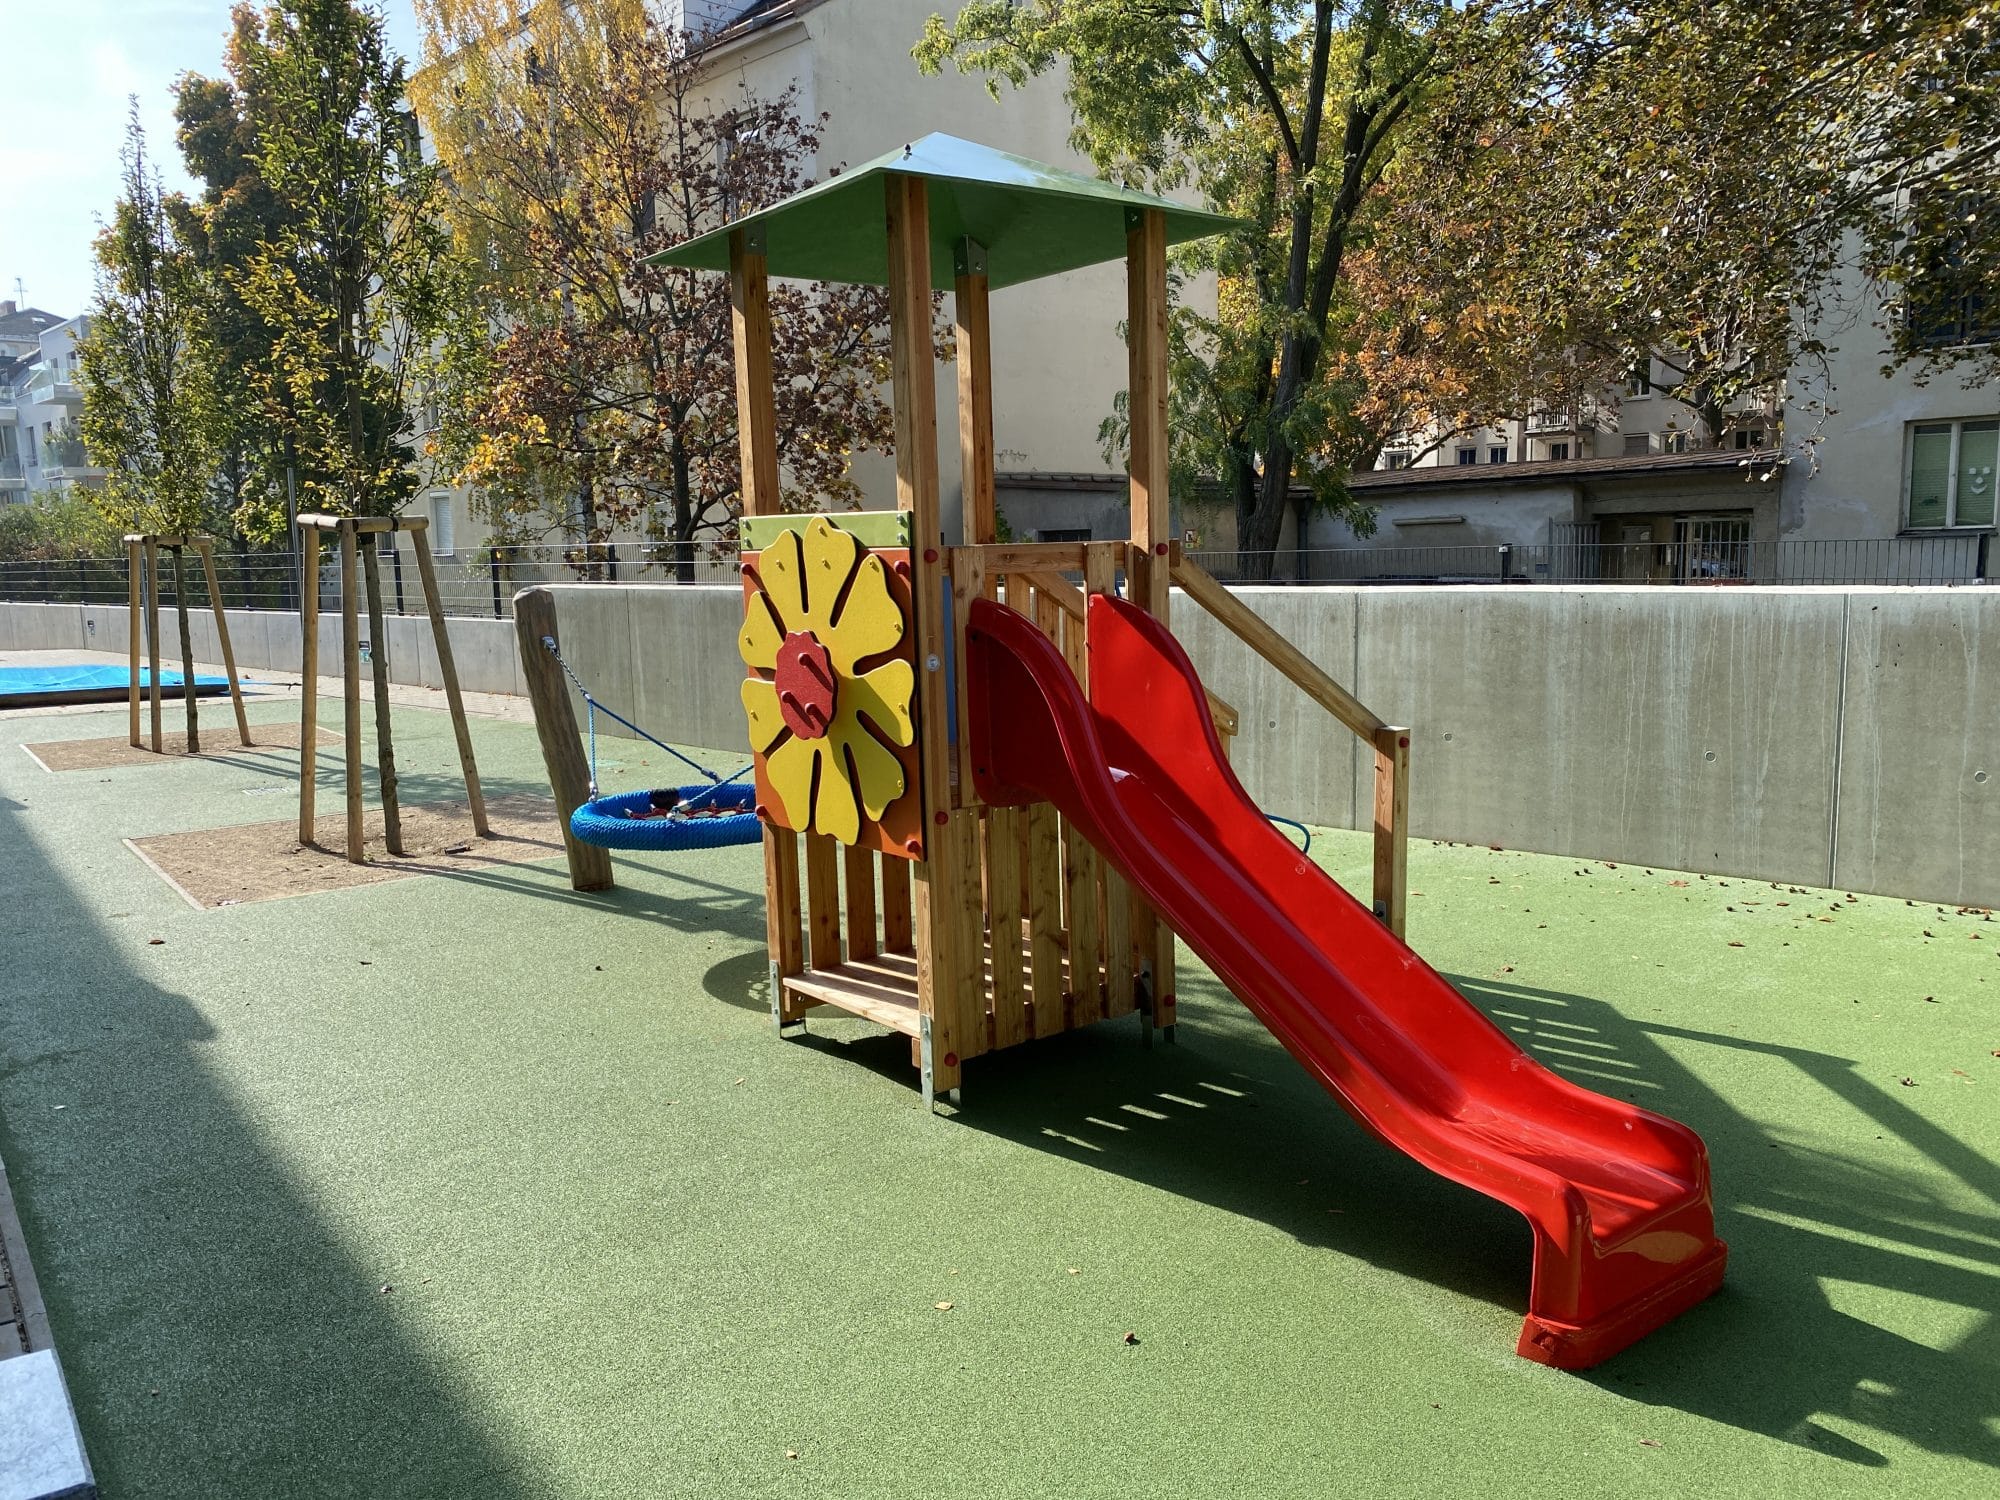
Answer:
xmin=1498 ymin=544 xmax=1513 ymax=582
xmin=489 ymin=548 xmax=504 ymax=618
xmin=1978 ymin=532 xmax=1991 ymax=583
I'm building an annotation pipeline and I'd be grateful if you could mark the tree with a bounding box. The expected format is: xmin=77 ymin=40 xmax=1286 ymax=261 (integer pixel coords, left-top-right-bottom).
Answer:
xmin=415 ymin=0 xmax=926 ymax=581
xmin=76 ymin=105 xmax=224 ymax=537
xmin=918 ymin=2 xmax=1999 ymax=573
xmin=180 ymin=0 xmax=466 ymax=538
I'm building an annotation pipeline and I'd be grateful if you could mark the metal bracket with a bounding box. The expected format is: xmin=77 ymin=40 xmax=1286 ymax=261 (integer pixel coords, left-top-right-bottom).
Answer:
xmin=953 ymin=236 xmax=989 ymax=278
xmin=919 ymin=1013 xmax=936 ymax=1111
xmin=1373 ymin=899 xmax=1389 ymax=924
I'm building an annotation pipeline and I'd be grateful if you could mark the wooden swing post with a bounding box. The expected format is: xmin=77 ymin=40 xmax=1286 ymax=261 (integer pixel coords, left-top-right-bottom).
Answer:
xmin=295 ymin=513 xmax=484 ymax=864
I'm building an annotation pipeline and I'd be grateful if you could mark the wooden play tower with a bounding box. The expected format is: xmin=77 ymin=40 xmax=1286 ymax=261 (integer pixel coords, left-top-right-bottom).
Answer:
xmin=651 ymin=136 xmax=1408 ymax=1107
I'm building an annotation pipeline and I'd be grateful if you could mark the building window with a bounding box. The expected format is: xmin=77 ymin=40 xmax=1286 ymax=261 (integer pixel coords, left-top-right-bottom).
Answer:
xmin=1626 ymin=363 xmax=1653 ymax=398
xmin=1661 ymin=430 xmax=1691 ymax=454
xmin=1733 ymin=429 xmax=1766 ymax=450
xmin=1906 ymin=191 xmax=1997 ymax=347
xmin=1547 ymin=441 xmax=1570 ymax=462
xmin=430 ymin=491 xmax=456 ymax=555
xmin=1488 ymin=445 xmax=1508 ymax=464
xmin=1455 ymin=447 xmax=1477 ymax=465
xmin=1382 ymin=450 xmax=1412 ymax=470
xmin=1622 ymin=432 xmax=1652 ymax=457
xmin=1906 ymin=418 xmax=1998 ymax=528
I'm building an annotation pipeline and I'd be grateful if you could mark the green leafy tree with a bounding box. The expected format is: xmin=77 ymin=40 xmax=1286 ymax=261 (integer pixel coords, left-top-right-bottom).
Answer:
xmin=76 ymin=105 xmax=224 ymax=537
xmin=920 ymin=1 xmax=1999 ymax=573
xmin=180 ymin=1 xmax=466 ymax=538
xmin=415 ymin=0 xmax=929 ymax=581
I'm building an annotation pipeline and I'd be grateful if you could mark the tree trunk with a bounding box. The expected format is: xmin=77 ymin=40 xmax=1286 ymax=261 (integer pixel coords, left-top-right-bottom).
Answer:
xmin=1237 ymin=432 xmax=1295 ymax=580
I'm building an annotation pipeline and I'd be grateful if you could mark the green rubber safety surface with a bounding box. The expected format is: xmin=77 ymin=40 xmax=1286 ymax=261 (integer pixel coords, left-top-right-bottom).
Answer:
xmin=0 ymin=699 xmax=1994 ymax=1498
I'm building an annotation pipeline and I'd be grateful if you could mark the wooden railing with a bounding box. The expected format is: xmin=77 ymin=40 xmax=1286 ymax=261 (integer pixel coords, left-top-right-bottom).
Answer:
xmin=1169 ymin=548 xmax=1410 ymax=938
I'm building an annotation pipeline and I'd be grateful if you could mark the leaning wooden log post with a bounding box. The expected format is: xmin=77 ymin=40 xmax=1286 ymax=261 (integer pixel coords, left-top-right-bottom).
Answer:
xmin=125 ymin=537 xmax=142 ymax=747
xmin=513 ymin=587 xmax=612 ymax=892
xmin=196 ymin=538 xmax=251 ymax=745
xmin=169 ymin=545 xmax=199 ymax=754
xmin=409 ymin=520 xmax=488 ymax=835
xmin=361 ymin=535 xmax=403 ymax=856
xmin=1372 ymin=726 xmax=1411 ymax=940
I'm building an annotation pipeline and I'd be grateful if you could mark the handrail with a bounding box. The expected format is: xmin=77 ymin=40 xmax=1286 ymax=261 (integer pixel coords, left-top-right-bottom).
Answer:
xmin=1168 ymin=548 xmax=1409 ymax=939
xmin=1168 ymin=551 xmax=1383 ymax=740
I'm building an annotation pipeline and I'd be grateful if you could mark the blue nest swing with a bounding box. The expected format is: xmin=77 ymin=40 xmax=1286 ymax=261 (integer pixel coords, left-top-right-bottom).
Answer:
xmin=541 ymin=636 xmax=763 ymax=853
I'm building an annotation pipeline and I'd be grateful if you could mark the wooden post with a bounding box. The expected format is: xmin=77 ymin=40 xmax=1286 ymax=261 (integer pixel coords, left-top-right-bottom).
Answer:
xmin=514 ymin=587 xmax=613 ymax=892
xmin=880 ymin=855 xmax=912 ymax=954
xmin=125 ymin=537 xmax=142 ymax=747
xmin=731 ymin=226 xmax=806 ymax=1013
xmin=1373 ymin=726 xmax=1411 ymax=940
xmin=953 ymin=238 xmax=996 ymax=810
xmin=170 ymin=545 xmax=199 ymax=754
xmin=144 ymin=538 xmax=163 ymax=752
xmin=410 ymin=522 xmax=488 ymax=835
xmin=1125 ymin=208 xmax=1171 ymax=619
xmin=299 ymin=524 xmax=320 ymax=843
xmin=805 ymin=834 xmax=842 ymax=970
xmin=339 ymin=522 xmax=365 ymax=863
xmin=1025 ymin=585 xmax=1066 ymax=1037
xmin=1126 ymin=207 xmax=1176 ymax=1029
xmin=361 ymin=537 xmax=403 ymax=856
xmin=196 ymin=538 xmax=251 ymax=745
xmin=843 ymin=845 xmax=878 ymax=962
xmin=888 ymin=172 xmax=973 ymax=1105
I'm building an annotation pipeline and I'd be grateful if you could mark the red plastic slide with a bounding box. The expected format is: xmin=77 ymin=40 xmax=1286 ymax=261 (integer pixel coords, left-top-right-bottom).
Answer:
xmin=965 ymin=593 xmax=1726 ymax=1369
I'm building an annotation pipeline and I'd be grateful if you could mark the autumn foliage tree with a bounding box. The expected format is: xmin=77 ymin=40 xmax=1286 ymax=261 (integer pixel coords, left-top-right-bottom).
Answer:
xmin=920 ymin=1 xmax=1999 ymax=573
xmin=415 ymin=0 xmax=920 ymax=581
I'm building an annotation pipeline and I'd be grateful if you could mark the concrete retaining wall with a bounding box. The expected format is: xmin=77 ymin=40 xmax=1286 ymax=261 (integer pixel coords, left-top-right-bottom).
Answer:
xmin=6 ymin=584 xmax=1993 ymax=906
xmin=0 ymin=600 xmax=523 ymax=698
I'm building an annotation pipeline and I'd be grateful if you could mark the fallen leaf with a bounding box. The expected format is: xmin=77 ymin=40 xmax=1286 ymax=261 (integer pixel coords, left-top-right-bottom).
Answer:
xmin=1123 ymin=1332 xmax=1141 ymax=1345
xmin=1728 ymin=941 xmax=1745 ymax=948
xmin=443 ymin=842 xmax=470 ymax=854
xmin=734 ymin=1078 xmax=745 ymax=1086
xmin=1900 ymin=1077 xmax=1917 ymax=1087
xmin=1639 ymin=1438 xmax=1662 ymax=1449
xmin=1669 ymin=880 xmax=1689 ymax=888
xmin=785 ymin=1450 xmax=799 ymax=1460
xmin=934 ymin=1301 xmax=953 ymax=1311
xmin=379 ymin=1284 xmax=394 ymax=1295
xmin=147 ymin=937 xmax=165 ymax=945
xmin=1067 ymin=1267 xmax=1080 ymax=1276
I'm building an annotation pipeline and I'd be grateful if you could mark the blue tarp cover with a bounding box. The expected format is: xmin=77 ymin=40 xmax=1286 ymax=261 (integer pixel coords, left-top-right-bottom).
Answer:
xmin=0 ymin=665 xmax=231 ymax=700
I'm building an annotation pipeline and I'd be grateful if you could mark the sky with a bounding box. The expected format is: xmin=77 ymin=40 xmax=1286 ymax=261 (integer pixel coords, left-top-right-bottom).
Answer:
xmin=0 ymin=0 xmax=425 ymax=320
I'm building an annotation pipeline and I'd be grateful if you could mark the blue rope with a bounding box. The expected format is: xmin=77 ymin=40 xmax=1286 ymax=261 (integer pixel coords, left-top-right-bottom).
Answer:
xmin=540 ymin=635 xmax=753 ymax=805
xmin=1268 ymin=813 xmax=1313 ymax=855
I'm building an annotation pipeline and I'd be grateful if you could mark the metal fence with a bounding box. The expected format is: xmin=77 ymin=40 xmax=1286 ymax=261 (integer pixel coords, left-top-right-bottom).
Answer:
xmin=0 ymin=541 xmax=738 ymax=619
xmin=1188 ymin=533 xmax=1994 ymax=586
xmin=0 ymin=532 xmax=1990 ymax=615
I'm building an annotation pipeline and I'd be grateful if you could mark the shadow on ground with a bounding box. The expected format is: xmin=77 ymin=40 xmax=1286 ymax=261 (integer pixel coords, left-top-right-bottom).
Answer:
xmin=827 ymin=959 xmax=2000 ymax=1473
xmin=0 ymin=793 xmax=539 ymax=1498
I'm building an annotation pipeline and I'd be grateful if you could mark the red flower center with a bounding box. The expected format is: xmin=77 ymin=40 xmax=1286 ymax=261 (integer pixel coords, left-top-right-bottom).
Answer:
xmin=774 ymin=630 xmax=838 ymax=740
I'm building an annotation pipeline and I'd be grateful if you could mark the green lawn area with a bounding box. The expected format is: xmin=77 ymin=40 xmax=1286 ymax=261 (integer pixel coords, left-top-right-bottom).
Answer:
xmin=1 ymin=697 xmax=1994 ymax=1498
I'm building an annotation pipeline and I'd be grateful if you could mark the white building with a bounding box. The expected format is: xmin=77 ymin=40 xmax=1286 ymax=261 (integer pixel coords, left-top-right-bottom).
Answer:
xmin=1333 ymin=259 xmax=1996 ymax=584
xmin=0 ymin=303 xmax=105 ymax=501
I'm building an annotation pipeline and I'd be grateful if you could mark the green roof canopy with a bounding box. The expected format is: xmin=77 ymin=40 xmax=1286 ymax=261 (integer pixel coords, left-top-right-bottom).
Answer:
xmin=643 ymin=132 xmax=1239 ymax=291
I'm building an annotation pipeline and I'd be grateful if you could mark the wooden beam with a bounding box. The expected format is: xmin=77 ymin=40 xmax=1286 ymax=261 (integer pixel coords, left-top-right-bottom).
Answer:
xmin=879 ymin=851 xmax=912 ymax=954
xmin=729 ymin=229 xmax=781 ymax=519
xmin=170 ymin=546 xmax=199 ymax=754
xmin=843 ymin=844 xmax=878 ymax=962
xmin=805 ymin=833 xmax=842 ymax=970
xmin=125 ymin=539 xmax=141 ymax=747
xmin=1025 ymin=584 xmax=1067 ymax=1036
xmin=339 ymin=523 xmax=365 ymax=864
xmin=1126 ymin=207 xmax=1171 ymax=619
xmin=299 ymin=524 xmax=320 ymax=843
xmin=514 ymin=588 xmax=613 ymax=891
xmin=956 ymin=542 xmax=1088 ymax=575
xmin=729 ymin=224 xmax=803 ymax=1007
xmin=144 ymin=539 xmax=163 ymax=752
xmin=1171 ymin=553 xmax=1388 ymax=739
xmin=955 ymin=239 xmax=996 ymax=547
xmin=1060 ymin=573 xmax=1103 ymax=1025
xmin=411 ymin=525 xmax=489 ymax=835
xmin=195 ymin=539 xmax=251 ymax=745
xmin=361 ymin=538 xmax=403 ymax=857
xmin=1373 ymin=725 xmax=1412 ymax=940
